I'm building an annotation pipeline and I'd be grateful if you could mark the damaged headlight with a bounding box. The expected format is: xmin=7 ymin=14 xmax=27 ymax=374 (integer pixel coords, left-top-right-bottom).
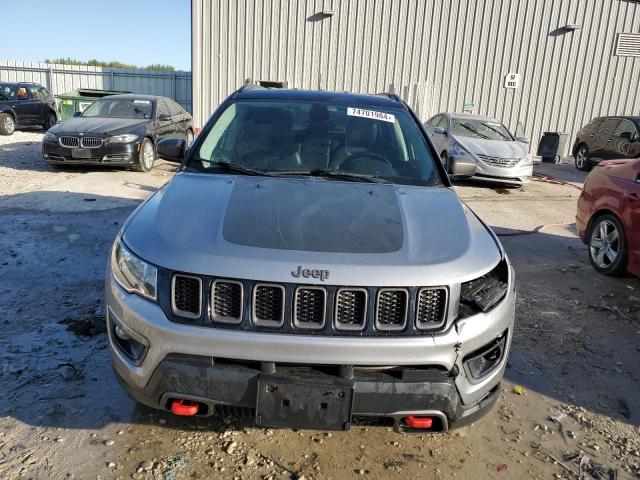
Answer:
xmin=458 ymin=258 xmax=509 ymax=318
xmin=105 ymin=134 xmax=139 ymax=144
xmin=451 ymin=141 xmax=475 ymax=159
xmin=111 ymin=236 xmax=157 ymax=301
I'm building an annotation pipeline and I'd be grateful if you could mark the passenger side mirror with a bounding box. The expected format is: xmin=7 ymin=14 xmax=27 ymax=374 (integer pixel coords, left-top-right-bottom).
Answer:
xmin=515 ymin=136 xmax=530 ymax=144
xmin=449 ymin=155 xmax=477 ymax=178
xmin=619 ymin=131 xmax=632 ymax=141
xmin=433 ymin=127 xmax=447 ymax=135
xmin=157 ymin=138 xmax=186 ymax=163
xmin=158 ymin=114 xmax=171 ymax=122
xmin=73 ymin=111 xmax=82 ymax=117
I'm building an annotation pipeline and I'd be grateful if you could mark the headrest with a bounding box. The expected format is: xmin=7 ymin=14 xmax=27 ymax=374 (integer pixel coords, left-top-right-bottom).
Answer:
xmin=346 ymin=117 xmax=378 ymax=149
xmin=309 ymin=103 xmax=330 ymax=123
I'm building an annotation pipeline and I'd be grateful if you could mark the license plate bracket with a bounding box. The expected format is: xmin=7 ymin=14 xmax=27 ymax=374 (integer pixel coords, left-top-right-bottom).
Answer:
xmin=71 ymin=148 xmax=91 ymax=159
xmin=256 ymin=377 xmax=354 ymax=431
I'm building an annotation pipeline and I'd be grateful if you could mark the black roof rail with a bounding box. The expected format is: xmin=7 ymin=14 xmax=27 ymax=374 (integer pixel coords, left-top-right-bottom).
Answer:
xmin=375 ymin=92 xmax=402 ymax=102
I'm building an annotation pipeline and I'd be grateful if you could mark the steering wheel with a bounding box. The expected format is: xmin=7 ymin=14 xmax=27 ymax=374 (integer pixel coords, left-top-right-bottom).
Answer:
xmin=338 ymin=152 xmax=395 ymax=176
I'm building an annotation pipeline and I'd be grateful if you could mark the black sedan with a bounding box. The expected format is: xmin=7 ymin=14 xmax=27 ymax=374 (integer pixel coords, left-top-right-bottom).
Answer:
xmin=42 ymin=94 xmax=193 ymax=172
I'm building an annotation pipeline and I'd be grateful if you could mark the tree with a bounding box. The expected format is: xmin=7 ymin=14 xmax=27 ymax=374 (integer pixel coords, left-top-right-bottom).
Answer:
xmin=44 ymin=58 xmax=176 ymax=72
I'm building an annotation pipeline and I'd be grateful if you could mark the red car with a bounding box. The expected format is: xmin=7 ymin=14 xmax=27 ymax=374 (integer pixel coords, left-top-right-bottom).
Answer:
xmin=576 ymin=159 xmax=640 ymax=276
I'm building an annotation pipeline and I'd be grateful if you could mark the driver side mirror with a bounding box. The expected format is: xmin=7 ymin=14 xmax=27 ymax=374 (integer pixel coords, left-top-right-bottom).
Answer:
xmin=433 ymin=127 xmax=447 ymax=135
xmin=157 ymin=138 xmax=186 ymax=163
xmin=515 ymin=136 xmax=530 ymax=144
xmin=73 ymin=111 xmax=82 ymax=117
xmin=619 ymin=131 xmax=632 ymax=141
xmin=449 ymin=155 xmax=477 ymax=178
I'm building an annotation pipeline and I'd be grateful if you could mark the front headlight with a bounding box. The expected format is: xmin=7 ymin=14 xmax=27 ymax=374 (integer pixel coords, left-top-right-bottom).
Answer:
xmin=451 ymin=141 xmax=475 ymax=159
xmin=111 ymin=236 xmax=157 ymax=301
xmin=44 ymin=132 xmax=58 ymax=142
xmin=458 ymin=258 xmax=509 ymax=319
xmin=105 ymin=134 xmax=139 ymax=144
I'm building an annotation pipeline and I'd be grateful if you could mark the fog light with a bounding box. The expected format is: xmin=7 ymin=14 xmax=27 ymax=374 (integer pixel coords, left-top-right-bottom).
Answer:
xmin=463 ymin=333 xmax=507 ymax=380
xmin=108 ymin=307 xmax=149 ymax=365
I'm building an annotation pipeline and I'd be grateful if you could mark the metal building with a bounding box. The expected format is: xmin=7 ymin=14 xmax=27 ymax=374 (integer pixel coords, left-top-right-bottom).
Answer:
xmin=192 ymin=0 xmax=640 ymax=149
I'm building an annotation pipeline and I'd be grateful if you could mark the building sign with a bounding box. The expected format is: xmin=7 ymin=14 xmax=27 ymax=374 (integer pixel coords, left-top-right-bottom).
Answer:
xmin=463 ymin=101 xmax=476 ymax=112
xmin=504 ymin=73 xmax=520 ymax=89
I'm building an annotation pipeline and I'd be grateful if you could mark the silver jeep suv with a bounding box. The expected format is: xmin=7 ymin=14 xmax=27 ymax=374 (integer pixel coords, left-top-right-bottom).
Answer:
xmin=106 ymin=87 xmax=515 ymax=433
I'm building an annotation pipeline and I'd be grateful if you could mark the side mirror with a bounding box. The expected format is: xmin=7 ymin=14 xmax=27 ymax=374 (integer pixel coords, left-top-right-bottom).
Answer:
xmin=515 ymin=136 xmax=530 ymax=144
xmin=433 ymin=127 xmax=447 ymax=135
xmin=158 ymin=114 xmax=171 ymax=122
xmin=619 ymin=131 xmax=632 ymax=140
xmin=449 ymin=155 xmax=477 ymax=178
xmin=157 ymin=138 xmax=186 ymax=163
xmin=73 ymin=111 xmax=82 ymax=117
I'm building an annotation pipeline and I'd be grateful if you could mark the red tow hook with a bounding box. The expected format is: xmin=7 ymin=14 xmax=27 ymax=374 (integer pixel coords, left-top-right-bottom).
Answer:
xmin=170 ymin=399 xmax=200 ymax=416
xmin=404 ymin=416 xmax=433 ymax=429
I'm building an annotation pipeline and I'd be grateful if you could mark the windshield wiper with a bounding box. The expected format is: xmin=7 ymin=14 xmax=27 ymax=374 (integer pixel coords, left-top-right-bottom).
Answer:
xmin=460 ymin=123 xmax=490 ymax=139
xmin=483 ymin=124 xmax=511 ymax=141
xmin=270 ymin=169 xmax=391 ymax=184
xmin=191 ymin=159 xmax=275 ymax=177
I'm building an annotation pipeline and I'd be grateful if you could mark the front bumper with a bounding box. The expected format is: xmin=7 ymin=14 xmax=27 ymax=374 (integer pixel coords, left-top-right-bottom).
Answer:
xmin=42 ymin=140 xmax=140 ymax=166
xmin=471 ymin=159 xmax=533 ymax=185
xmin=106 ymin=265 xmax=515 ymax=431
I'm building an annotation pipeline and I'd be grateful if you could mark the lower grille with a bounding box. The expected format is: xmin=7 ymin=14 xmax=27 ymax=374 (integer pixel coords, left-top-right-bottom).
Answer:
xmin=477 ymin=154 xmax=520 ymax=168
xmin=212 ymin=280 xmax=243 ymax=324
xmin=294 ymin=287 xmax=326 ymax=329
xmin=416 ymin=288 xmax=447 ymax=330
xmin=172 ymin=274 xmax=202 ymax=319
xmin=252 ymin=284 xmax=285 ymax=327
xmin=376 ymin=289 xmax=408 ymax=330
xmin=59 ymin=136 xmax=80 ymax=148
xmin=215 ymin=405 xmax=255 ymax=418
xmin=335 ymin=288 xmax=367 ymax=330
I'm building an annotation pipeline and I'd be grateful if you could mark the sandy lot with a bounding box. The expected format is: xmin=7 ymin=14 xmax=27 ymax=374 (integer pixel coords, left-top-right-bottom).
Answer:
xmin=0 ymin=131 xmax=638 ymax=480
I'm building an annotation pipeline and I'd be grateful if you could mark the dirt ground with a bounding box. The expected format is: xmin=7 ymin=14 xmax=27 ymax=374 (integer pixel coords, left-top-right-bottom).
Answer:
xmin=0 ymin=130 xmax=638 ymax=480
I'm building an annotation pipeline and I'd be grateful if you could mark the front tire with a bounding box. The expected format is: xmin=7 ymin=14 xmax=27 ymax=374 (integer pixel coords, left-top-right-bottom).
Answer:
xmin=587 ymin=214 xmax=628 ymax=276
xmin=134 ymin=138 xmax=155 ymax=172
xmin=441 ymin=151 xmax=449 ymax=173
xmin=43 ymin=112 xmax=57 ymax=131
xmin=0 ymin=113 xmax=16 ymax=136
xmin=575 ymin=145 xmax=592 ymax=171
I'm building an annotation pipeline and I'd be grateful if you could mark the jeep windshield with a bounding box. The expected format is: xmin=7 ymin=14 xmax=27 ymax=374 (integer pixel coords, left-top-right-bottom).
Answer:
xmin=189 ymin=100 xmax=443 ymax=186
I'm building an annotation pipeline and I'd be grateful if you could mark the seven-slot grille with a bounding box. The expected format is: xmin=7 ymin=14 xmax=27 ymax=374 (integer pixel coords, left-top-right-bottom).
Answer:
xmin=253 ymin=284 xmax=285 ymax=326
xmin=212 ymin=280 xmax=243 ymax=324
xmin=171 ymin=274 xmax=202 ymax=319
xmin=376 ymin=289 xmax=409 ymax=330
xmin=335 ymin=289 xmax=367 ymax=330
xmin=59 ymin=136 xmax=80 ymax=148
xmin=80 ymin=137 xmax=103 ymax=148
xmin=416 ymin=288 xmax=448 ymax=330
xmin=294 ymin=287 xmax=326 ymax=329
xmin=168 ymin=274 xmax=450 ymax=335
xmin=477 ymin=154 xmax=520 ymax=168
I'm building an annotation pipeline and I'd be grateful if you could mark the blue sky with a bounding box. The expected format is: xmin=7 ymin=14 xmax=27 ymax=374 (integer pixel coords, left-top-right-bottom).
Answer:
xmin=3 ymin=0 xmax=191 ymax=71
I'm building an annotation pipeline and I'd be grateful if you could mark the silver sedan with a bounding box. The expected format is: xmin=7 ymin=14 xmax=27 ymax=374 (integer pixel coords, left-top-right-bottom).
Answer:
xmin=424 ymin=113 xmax=533 ymax=185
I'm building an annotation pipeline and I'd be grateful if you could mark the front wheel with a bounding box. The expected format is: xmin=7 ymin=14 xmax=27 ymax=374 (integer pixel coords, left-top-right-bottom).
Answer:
xmin=0 ymin=113 xmax=16 ymax=136
xmin=43 ymin=112 xmax=57 ymax=131
xmin=587 ymin=214 xmax=628 ymax=276
xmin=441 ymin=152 xmax=449 ymax=173
xmin=575 ymin=145 xmax=592 ymax=171
xmin=133 ymin=138 xmax=155 ymax=172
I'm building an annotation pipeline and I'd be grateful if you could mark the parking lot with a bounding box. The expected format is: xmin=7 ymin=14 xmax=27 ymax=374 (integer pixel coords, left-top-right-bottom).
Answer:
xmin=0 ymin=130 xmax=639 ymax=479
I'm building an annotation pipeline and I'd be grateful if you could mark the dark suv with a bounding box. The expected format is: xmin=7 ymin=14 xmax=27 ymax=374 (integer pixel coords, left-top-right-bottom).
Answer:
xmin=573 ymin=116 xmax=640 ymax=171
xmin=0 ymin=82 xmax=59 ymax=135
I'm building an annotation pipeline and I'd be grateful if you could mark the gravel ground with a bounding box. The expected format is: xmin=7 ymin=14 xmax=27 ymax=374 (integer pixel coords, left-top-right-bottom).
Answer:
xmin=0 ymin=135 xmax=639 ymax=480
xmin=0 ymin=130 xmax=82 ymax=196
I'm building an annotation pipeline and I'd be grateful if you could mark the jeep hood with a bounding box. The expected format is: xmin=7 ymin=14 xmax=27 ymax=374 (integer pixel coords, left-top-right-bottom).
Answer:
xmin=123 ymin=173 xmax=502 ymax=286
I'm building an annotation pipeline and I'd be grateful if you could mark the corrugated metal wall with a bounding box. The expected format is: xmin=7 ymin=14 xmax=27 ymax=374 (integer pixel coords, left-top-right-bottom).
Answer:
xmin=0 ymin=60 xmax=192 ymax=112
xmin=192 ymin=0 xmax=640 ymax=152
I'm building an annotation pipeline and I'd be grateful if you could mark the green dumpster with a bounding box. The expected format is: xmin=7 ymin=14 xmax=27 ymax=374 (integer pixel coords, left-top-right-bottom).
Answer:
xmin=57 ymin=89 xmax=132 ymax=120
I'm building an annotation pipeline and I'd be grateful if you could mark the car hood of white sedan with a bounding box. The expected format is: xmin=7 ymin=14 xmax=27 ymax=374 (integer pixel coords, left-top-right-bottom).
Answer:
xmin=456 ymin=136 xmax=529 ymax=159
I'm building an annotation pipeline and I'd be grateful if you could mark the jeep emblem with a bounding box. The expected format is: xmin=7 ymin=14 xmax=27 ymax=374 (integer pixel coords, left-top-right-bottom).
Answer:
xmin=291 ymin=266 xmax=330 ymax=282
